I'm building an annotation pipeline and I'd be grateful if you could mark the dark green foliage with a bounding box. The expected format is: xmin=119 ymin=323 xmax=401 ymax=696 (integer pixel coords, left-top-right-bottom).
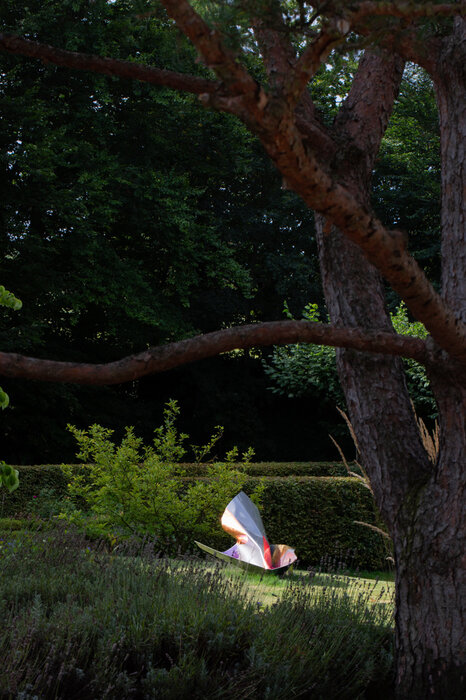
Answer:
xmin=0 ymin=465 xmax=69 ymax=516
xmin=0 ymin=0 xmax=255 ymax=353
xmin=0 ymin=0 xmax=321 ymax=465
xmin=0 ymin=526 xmax=394 ymax=698
xmin=373 ymin=64 xmax=441 ymax=289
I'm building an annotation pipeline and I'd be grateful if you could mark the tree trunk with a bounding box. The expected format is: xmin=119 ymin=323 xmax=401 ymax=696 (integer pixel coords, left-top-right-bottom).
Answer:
xmin=392 ymin=18 xmax=466 ymax=697
xmin=394 ymin=376 xmax=466 ymax=698
xmin=315 ymin=36 xmax=466 ymax=698
xmin=316 ymin=212 xmax=465 ymax=700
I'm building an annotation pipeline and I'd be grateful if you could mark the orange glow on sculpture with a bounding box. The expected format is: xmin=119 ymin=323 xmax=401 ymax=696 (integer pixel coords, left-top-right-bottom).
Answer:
xmin=196 ymin=491 xmax=297 ymax=574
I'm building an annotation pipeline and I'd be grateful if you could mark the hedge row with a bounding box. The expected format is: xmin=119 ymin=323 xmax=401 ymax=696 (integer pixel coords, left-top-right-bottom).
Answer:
xmin=1 ymin=465 xmax=389 ymax=570
xmin=245 ymin=477 xmax=389 ymax=571
xmin=1 ymin=465 xmax=69 ymax=515
xmin=182 ymin=461 xmax=362 ymax=478
xmin=1 ymin=463 xmax=358 ymax=515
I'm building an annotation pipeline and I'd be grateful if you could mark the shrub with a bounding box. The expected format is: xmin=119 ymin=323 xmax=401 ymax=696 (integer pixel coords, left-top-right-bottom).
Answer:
xmin=62 ymin=400 xmax=263 ymax=553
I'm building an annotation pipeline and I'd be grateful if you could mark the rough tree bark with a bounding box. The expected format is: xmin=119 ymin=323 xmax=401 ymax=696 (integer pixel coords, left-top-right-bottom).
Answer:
xmin=0 ymin=3 xmax=465 ymax=697
xmin=314 ymin=43 xmax=465 ymax=696
xmin=393 ymin=17 xmax=466 ymax=697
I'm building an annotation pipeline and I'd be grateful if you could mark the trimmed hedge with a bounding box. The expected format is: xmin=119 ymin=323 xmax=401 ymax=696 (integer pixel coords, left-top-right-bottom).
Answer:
xmin=244 ymin=477 xmax=389 ymax=571
xmin=0 ymin=463 xmax=357 ymax=514
xmin=0 ymin=465 xmax=69 ymax=516
xmin=1 ymin=465 xmax=389 ymax=570
xmin=181 ymin=461 xmax=362 ymax=478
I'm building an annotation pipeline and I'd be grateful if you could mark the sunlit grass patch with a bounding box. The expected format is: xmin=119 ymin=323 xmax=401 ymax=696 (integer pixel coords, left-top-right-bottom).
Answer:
xmin=195 ymin=557 xmax=394 ymax=611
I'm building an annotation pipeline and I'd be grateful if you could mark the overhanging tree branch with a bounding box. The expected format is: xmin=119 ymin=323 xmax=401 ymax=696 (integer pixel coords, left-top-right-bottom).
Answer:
xmin=284 ymin=26 xmax=348 ymax=108
xmin=0 ymin=321 xmax=428 ymax=386
xmin=0 ymin=32 xmax=220 ymax=96
xmin=160 ymin=0 xmax=258 ymax=96
xmin=341 ymin=2 xmax=465 ymax=73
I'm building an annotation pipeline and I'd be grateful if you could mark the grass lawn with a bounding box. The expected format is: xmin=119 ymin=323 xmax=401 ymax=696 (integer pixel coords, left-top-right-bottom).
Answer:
xmin=195 ymin=559 xmax=395 ymax=609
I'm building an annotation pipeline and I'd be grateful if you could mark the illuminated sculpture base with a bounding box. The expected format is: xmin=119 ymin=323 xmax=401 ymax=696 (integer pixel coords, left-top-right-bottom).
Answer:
xmin=195 ymin=540 xmax=296 ymax=575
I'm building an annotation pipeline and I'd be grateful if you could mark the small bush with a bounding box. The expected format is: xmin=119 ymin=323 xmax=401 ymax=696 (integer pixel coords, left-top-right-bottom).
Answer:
xmin=0 ymin=517 xmax=29 ymax=531
xmin=62 ymin=400 xmax=263 ymax=553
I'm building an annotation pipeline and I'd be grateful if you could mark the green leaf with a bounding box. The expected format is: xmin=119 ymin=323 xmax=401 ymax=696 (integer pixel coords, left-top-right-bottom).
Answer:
xmin=0 ymin=462 xmax=20 ymax=493
xmin=0 ymin=285 xmax=22 ymax=311
xmin=0 ymin=388 xmax=9 ymax=410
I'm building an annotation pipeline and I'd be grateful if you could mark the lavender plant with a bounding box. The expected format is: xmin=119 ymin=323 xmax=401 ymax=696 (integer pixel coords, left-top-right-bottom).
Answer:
xmin=0 ymin=525 xmax=394 ymax=699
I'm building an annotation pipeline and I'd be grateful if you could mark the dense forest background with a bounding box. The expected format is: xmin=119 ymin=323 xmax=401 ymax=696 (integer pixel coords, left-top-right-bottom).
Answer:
xmin=0 ymin=0 xmax=441 ymax=464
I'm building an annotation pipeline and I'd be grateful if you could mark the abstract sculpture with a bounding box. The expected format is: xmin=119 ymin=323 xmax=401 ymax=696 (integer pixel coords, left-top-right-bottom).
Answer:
xmin=195 ymin=491 xmax=297 ymax=574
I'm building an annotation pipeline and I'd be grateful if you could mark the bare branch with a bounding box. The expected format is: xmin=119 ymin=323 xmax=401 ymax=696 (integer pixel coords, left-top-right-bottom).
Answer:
xmin=0 ymin=321 xmax=428 ymax=386
xmin=0 ymin=32 xmax=220 ymax=96
xmin=349 ymin=1 xmax=466 ymax=22
xmin=285 ymin=27 xmax=347 ymax=108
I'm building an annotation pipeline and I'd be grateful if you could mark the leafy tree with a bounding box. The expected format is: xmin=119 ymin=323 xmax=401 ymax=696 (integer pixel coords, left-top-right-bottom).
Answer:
xmin=264 ymin=301 xmax=435 ymax=416
xmin=0 ymin=2 xmax=465 ymax=697
xmin=0 ymin=0 xmax=321 ymax=463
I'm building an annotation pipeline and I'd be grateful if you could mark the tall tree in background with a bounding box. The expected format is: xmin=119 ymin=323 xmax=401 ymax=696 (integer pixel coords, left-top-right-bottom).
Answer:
xmin=0 ymin=2 xmax=465 ymax=697
xmin=0 ymin=0 xmax=320 ymax=462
